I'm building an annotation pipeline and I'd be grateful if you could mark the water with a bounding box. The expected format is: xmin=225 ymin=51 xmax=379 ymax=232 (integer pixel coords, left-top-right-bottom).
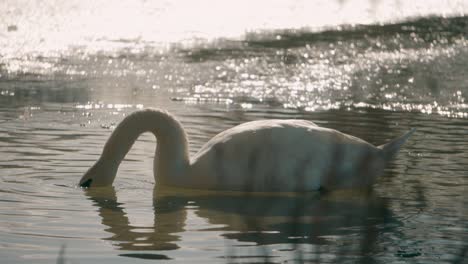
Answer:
xmin=1 ymin=1 xmax=468 ymax=263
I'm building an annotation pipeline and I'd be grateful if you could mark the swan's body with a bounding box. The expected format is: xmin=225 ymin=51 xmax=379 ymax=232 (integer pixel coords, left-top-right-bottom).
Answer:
xmin=80 ymin=109 xmax=414 ymax=191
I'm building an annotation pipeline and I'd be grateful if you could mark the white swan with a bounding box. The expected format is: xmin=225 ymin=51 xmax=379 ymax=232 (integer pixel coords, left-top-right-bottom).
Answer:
xmin=79 ymin=108 xmax=415 ymax=191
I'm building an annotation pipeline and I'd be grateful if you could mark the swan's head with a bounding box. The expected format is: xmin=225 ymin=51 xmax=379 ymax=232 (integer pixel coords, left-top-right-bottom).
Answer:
xmin=79 ymin=159 xmax=117 ymax=188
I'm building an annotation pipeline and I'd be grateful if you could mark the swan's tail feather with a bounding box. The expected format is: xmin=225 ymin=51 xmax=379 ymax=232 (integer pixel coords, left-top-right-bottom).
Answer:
xmin=378 ymin=128 xmax=415 ymax=160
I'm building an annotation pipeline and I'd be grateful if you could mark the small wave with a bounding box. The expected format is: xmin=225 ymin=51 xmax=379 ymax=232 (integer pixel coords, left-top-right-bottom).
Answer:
xmin=181 ymin=15 xmax=468 ymax=61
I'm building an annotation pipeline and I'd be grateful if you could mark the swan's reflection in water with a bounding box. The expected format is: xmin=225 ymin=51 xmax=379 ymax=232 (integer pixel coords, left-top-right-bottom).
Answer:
xmin=84 ymin=186 xmax=395 ymax=261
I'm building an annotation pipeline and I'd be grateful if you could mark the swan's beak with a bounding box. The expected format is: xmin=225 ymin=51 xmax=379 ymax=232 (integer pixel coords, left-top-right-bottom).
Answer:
xmin=80 ymin=178 xmax=93 ymax=188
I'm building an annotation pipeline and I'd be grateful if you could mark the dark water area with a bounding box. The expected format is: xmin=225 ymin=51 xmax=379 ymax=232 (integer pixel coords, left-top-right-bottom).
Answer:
xmin=1 ymin=2 xmax=468 ymax=263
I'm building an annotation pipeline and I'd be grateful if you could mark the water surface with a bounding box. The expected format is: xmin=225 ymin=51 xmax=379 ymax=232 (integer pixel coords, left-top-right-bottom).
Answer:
xmin=1 ymin=1 xmax=467 ymax=263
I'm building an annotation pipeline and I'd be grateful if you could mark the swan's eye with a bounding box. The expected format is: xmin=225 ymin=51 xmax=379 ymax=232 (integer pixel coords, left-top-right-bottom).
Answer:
xmin=80 ymin=179 xmax=93 ymax=188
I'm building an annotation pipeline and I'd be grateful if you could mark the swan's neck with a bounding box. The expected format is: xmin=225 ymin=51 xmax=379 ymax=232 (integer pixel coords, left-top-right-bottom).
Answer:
xmin=100 ymin=109 xmax=190 ymax=185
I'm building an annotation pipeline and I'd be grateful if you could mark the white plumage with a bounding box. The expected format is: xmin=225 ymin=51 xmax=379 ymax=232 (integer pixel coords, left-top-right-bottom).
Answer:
xmin=80 ymin=108 xmax=414 ymax=191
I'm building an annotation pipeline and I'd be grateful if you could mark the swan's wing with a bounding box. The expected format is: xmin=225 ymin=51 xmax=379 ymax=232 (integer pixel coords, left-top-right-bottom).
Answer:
xmin=190 ymin=119 xmax=354 ymax=191
xmin=192 ymin=119 xmax=320 ymax=164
